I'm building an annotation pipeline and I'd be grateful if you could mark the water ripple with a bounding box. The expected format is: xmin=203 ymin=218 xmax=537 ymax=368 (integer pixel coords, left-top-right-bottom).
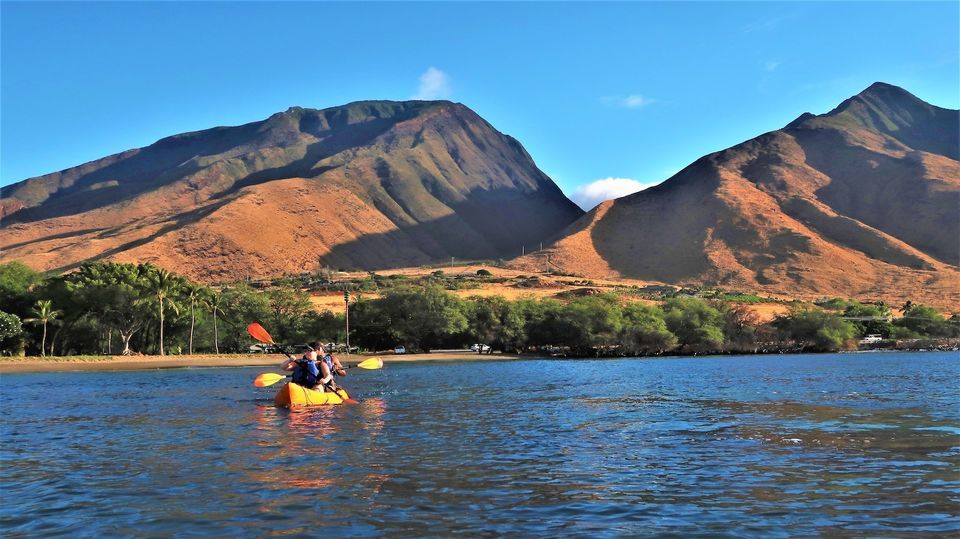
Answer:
xmin=1 ymin=352 xmax=958 ymax=536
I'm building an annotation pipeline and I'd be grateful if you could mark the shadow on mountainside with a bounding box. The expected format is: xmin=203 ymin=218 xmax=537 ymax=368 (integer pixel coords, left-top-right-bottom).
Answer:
xmin=321 ymin=187 xmax=581 ymax=271
xmin=1 ymin=227 xmax=111 ymax=251
xmin=589 ymin=160 xmax=720 ymax=283
xmin=792 ymin=128 xmax=960 ymax=266
xmin=2 ymin=124 xmax=263 ymax=224
xmin=3 ymin=114 xmax=413 ymax=226
xmin=41 ymin=197 xmax=239 ymax=275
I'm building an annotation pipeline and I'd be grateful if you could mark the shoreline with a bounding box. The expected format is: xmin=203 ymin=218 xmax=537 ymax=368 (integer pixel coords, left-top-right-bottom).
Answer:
xmin=0 ymin=352 xmax=521 ymax=374
xmin=1 ymin=347 xmax=954 ymax=375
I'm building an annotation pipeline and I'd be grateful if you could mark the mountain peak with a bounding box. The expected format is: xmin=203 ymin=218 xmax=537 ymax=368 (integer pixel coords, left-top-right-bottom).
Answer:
xmin=785 ymin=112 xmax=816 ymax=129
xmin=531 ymin=82 xmax=959 ymax=309
xmin=860 ymin=80 xmax=906 ymax=94
xmin=785 ymin=83 xmax=941 ymax=134
xmin=826 ymin=82 xmax=923 ymax=118
xmin=796 ymin=81 xmax=957 ymax=159
xmin=0 ymin=96 xmax=583 ymax=279
xmin=853 ymin=81 xmax=924 ymax=107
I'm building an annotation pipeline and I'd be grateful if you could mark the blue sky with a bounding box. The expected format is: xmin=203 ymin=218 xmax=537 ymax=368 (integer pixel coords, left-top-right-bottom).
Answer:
xmin=2 ymin=2 xmax=958 ymax=209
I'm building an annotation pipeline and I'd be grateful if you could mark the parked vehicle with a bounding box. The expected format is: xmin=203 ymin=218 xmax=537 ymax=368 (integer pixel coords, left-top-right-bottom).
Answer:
xmin=324 ymin=343 xmax=360 ymax=353
xmin=470 ymin=344 xmax=491 ymax=352
xmin=394 ymin=346 xmax=406 ymax=355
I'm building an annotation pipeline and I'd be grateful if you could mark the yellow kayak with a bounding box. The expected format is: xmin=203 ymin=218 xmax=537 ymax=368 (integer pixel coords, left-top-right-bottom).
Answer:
xmin=274 ymin=382 xmax=351 ymax=408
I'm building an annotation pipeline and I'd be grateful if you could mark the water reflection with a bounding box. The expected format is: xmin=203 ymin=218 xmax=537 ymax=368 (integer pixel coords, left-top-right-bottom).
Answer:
xmin=1 ymin=353 xmax=958 ymax=536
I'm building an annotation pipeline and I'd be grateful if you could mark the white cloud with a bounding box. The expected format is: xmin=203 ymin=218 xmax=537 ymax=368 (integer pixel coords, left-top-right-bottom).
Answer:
xmin=622 ymin=94 xmax=655 ymax=108
xmin=764 ymin=60 xmax=781 ymax=72
xmin=603 ymin=94 xmax=655 ymax=109
xmin=569 ymin=177 xmax=659 ymax=211
xmin=413 ymin=67 xmax=451 ymax=100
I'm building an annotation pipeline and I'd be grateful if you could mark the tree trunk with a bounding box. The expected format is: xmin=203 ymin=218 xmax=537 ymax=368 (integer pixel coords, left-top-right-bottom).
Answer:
xmin=121 ymin=331 xmax=133 ymax=355
xmin=50 ymin=327 xmax=57 ymax=356
xmin=40 ymin=322 xmax=47 ymax=357
xmin=108 ymin=330 xmax=112 ymax=355
xmin=213 ymin=311 xmax=219 ymax=354
xmin=189 ymin=301 xmax=195 ymax=354
xmin=50 ymin=325 xmax=63 ymax=356
xmin=158 ymin=299 xmax=165 ymax=356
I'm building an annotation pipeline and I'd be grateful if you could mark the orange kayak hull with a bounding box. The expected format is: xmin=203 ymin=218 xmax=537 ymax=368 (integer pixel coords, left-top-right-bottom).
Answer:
xmin=274 ymin=382 xmax=350 ymax=407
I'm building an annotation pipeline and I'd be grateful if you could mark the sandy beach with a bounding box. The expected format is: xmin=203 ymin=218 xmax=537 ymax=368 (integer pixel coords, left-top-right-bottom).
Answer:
xmin=0 ymin=352 xmax=522 ymax=374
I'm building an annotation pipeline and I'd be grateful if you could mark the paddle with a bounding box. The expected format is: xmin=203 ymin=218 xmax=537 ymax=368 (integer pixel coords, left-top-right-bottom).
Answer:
xmin=247 ymin=322 xmax=277 ymax=348
xmin=253 ymin=356 xmax=383 ymax=387
xmin=247 ymin=322 xmax=375 ymax=403
xmin=254 ymin=372 xmax=289 ymax=387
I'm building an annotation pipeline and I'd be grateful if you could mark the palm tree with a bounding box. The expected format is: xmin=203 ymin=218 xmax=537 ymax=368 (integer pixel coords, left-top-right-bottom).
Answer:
xmin=24 ymin=299 xmax=62 ymax=357
xmin=141 ymin=266 xmax=181 ymax=356
xmin=209 ymin=290 xmax=224 ymax=354
xmin=183 ymin=283 xmax=209 ymax=355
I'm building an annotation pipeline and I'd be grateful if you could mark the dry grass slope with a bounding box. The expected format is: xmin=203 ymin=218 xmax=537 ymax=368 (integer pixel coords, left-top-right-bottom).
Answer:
xmin=0 ymin=101 xmax=583 ymax=281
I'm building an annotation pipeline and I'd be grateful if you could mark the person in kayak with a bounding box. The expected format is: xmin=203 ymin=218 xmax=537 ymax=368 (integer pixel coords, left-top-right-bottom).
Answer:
xmin=316 ymin=342 xmax=347 ymax=378
xmin=281 ymin=348 xmax=339 ymax=391
xmin=311 ymin=343 xmax=345 ymax=394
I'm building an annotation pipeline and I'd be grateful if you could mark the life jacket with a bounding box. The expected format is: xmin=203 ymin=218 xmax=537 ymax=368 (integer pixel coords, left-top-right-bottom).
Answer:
xmin=291 ymin=357 xmax=320 ymax=387
xmin=321 ymin=354 xmax=342 ymax=377
xmin=323 ymin=354 xmax=347 ymax=376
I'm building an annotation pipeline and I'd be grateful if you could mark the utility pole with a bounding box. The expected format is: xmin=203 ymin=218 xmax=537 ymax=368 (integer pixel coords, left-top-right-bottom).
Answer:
xmin=344 ymin=289 xmax=350 ymax=357
xmin=522 ymin=245 xmax=525 ymax=257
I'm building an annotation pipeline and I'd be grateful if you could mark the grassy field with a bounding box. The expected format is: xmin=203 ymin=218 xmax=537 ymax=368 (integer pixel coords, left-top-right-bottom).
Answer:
xmin=306 ymin=264 xmax=795 ymax=321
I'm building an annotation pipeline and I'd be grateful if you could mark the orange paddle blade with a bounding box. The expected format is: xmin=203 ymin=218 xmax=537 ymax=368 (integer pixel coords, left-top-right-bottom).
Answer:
xmin=355 ymin=357 xmax=383 ymax=370
xmin=247 ymin=322 xmax=275 ymax=344
xmin=336 ymin=388 xmax=359 ymax=404
xmin=254 ymin=372 xmax=287 ymax=387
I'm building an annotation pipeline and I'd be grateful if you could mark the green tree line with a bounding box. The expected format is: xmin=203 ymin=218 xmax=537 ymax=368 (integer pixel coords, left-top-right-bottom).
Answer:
xmin=1 ymin=261 xmax=956 ymax=357
xmin=0 ymin=261 xmax=339 ymax=356
xmin=351 ymin=289 xmax=956 ymax=355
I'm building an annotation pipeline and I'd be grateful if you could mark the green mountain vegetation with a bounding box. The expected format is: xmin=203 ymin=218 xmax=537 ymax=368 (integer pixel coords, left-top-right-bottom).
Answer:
xmin=2 ymin=261 xmax=956 ymax=358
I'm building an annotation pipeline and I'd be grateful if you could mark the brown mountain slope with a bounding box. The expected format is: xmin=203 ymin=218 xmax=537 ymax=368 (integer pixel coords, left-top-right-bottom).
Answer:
xmin=1 ymin=101 xmax=583 ymax=281
xmin=519 ymin=83 xmax=960 ymax=309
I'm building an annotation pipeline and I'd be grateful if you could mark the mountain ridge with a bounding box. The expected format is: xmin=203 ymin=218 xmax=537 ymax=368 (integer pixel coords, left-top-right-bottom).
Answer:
xmin=516 ymin=82 xmax=959 ymax=309
xmin=1 ymin=100 xmax=584 ymax=280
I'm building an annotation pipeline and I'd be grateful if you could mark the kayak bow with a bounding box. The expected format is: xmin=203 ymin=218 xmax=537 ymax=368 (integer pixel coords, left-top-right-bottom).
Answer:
xmin=274 ymin=382 xmax=352 ymax=408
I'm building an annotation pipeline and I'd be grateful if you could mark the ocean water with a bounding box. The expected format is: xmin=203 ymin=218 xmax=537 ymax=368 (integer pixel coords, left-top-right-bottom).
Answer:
xmin=1 ymin=352 xmax=958 ymax=537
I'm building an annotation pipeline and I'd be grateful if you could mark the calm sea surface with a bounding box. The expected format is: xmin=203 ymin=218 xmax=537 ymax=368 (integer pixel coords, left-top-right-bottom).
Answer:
xmin=1 ymin=352 xmax=958 ymax=537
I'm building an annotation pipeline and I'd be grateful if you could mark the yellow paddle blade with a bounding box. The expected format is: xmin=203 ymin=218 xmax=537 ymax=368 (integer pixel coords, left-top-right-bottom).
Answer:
xmin=355 ymin=357 xmax=384 ymax=370
xmin=247 ymin=322 xmax=275 ymax=344
xmin=254 ymin=372 xmax=287 ymax=387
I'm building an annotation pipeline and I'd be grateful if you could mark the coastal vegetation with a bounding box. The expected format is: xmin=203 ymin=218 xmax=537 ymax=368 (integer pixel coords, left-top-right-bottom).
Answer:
xmin=1 ymin=261 xmax=956 ymax=358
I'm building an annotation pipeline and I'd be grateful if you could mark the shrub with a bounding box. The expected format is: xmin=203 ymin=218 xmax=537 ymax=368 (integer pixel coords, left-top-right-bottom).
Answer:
xmin=0 ymin=310 xmax=24 ymax=355
xmin=895 ymin=305 xmax=956 ymax=338
xmin=620 ymin=303 xmax=676 ymax=355
xmin=772 ymin=308 xmax=857 ymax=351
xmin=662 ymin=298 xmax=725 ymax=353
